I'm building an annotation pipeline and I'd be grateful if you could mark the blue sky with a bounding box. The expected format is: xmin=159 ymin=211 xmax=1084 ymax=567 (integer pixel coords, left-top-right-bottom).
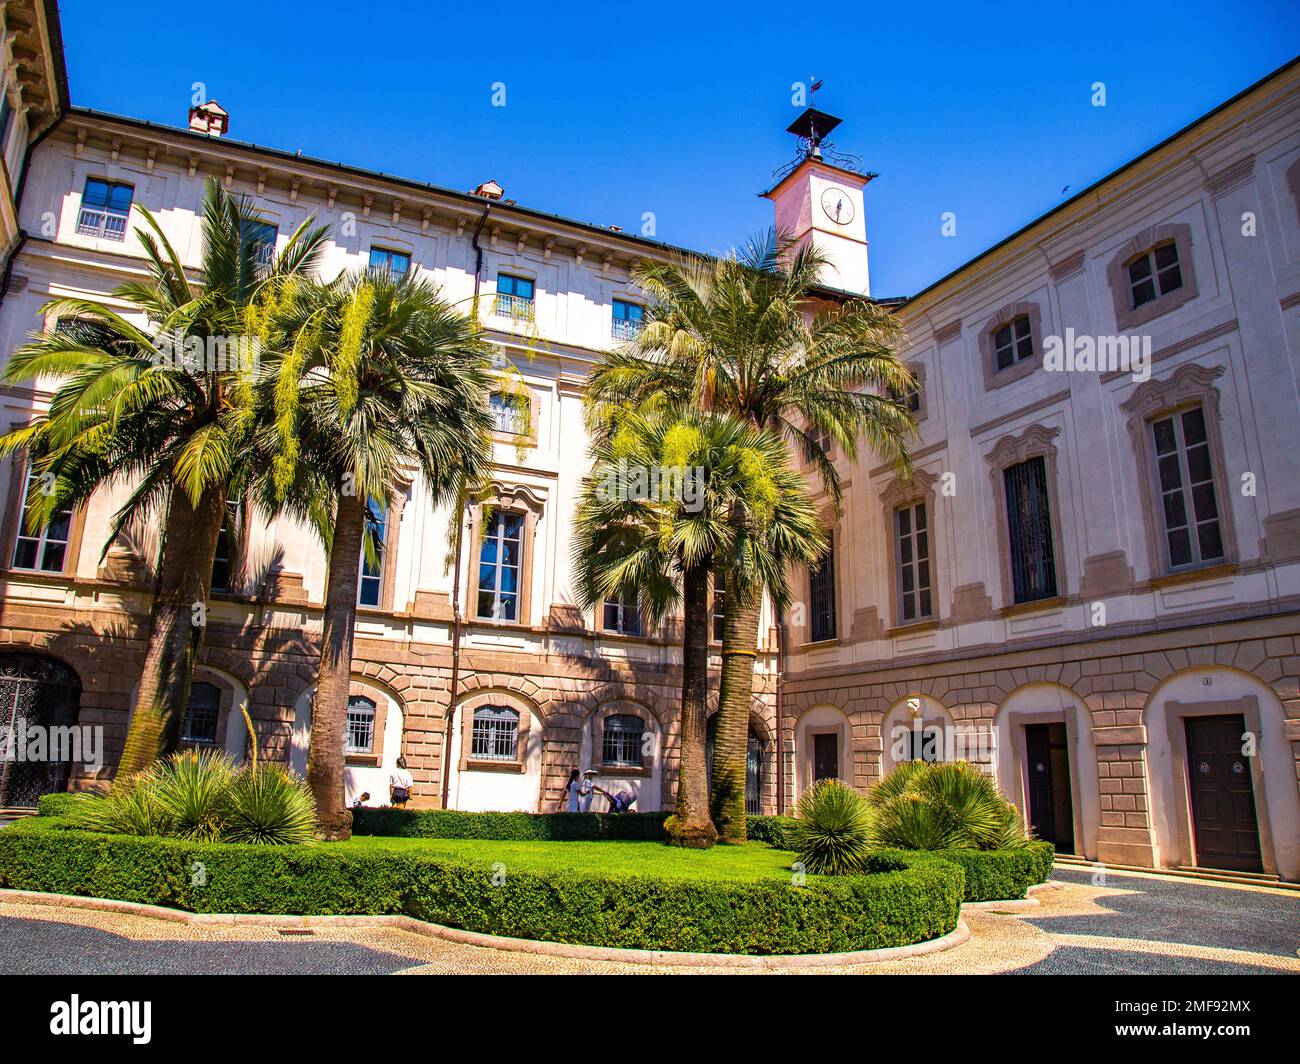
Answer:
xmin=59 ymin=0 xmax=1299 ymax=296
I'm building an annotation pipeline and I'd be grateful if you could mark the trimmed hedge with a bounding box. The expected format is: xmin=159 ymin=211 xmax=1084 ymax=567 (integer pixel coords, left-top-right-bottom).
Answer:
xmin=352 ymin=807 xmax=801 ymax=847
xmin=0 ymin=820 xmax=964 ymax=955
xmin=352 ymin=808 xmax=671 ymax=841
xmin=886 ymin=842 xmax=1055 ymax=902
xmin=36 ymin=793 xmax=85 ymax=818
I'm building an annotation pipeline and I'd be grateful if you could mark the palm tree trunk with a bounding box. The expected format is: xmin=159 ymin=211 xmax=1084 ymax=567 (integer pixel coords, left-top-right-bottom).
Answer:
xmin=309 ymin=490 xmax=366 ymax=840
xmin=118 ymin=482 xmax=227 ymax=778
xmin=711 ymin=574 xmax=761 ymax=842
xmin=664 ymin=561 xmax=717 ymax=848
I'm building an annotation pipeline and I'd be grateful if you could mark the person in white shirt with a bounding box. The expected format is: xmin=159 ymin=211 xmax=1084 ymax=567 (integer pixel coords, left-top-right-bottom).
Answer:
xmin=389 ymin=756 xmax=414 ymax=808
xmin=578 ymin=770 xmax=596 ymax=813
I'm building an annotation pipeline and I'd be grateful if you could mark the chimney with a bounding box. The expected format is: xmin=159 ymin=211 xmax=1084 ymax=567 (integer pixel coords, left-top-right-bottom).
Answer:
xmin=470 ymin=179 xmax=504 ymax=200
xmin=189 ymin=100 xmax=230 ymax=138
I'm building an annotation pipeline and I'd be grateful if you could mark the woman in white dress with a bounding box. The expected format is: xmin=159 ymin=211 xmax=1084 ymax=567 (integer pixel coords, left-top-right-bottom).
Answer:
xmin=562 ymin=769 xmax=580 ymax=812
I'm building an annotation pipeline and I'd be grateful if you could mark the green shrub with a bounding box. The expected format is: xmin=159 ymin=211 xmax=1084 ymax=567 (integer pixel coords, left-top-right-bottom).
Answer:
xmin=36 ymin=793 xmax=86 ymax=818
xmin=746 ymin=815 xmax=798 ymax=848
xmin=789 ymin=779 xmax=874 ymax=875
xmin=65 ymin=753 xmax=315 ymax=846
xmin=882 ymin=841 xmax=1056 ymax=901
xmin=352 ymin=808 xmax=671 ymax=841
xmin=868 ymin=761 xmax=1031 ymax=851
xmin=0 ymin=820 xmax=964 ymax=955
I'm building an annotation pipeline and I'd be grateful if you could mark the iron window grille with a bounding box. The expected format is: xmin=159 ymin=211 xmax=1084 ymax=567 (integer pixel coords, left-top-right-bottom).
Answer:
xmin=1003 ymin=456 xmax=1058 ymax=603
xmin=76 ymin=178 xmax=133 ymax=241
xmin=1151 ymin=405 xmax=1224 ymax=570
xmin=809 ymin=545 xmax=837 ymax=642
xmin=602 ymin=714 xmax=644 ymax=767
xmin=1127 ymin=242 xmax=1183 ymax=309
xmin=477 ymin=510 xmax=524 ymax=621
xmin=10 ymin=464 xmax=73 ymax=573
xmin=895 ymin=501 xmax=932 ymax=622
xmin=345 ymin=696 xmax=376 ymax=754
xmin=471 ymin=705 xmax=519 ymax=760
xmin=182 ymin=682 xmax=221 ymax=744
xmin=745 ymin=735 xmax=765 ymax=814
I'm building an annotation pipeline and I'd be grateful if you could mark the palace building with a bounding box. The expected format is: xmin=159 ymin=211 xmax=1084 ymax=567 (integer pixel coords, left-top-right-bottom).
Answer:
xmin=1 ymin=3 xmax=1298 ymax=880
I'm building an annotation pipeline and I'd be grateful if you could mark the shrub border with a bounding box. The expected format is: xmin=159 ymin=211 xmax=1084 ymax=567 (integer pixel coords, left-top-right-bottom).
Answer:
xmin=0 ymin=887 xmax=974 ymax=969
xmin=0 ymin=819 xmax=965 ymax=956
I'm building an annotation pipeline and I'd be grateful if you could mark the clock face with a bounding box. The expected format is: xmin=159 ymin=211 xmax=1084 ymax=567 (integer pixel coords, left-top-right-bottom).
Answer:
xmin=820 ymin=187 xmax=855 ymax=225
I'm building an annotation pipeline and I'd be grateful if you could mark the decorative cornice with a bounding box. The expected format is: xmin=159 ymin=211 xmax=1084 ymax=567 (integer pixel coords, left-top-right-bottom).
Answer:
xmin=1204 ymin=155 xmax=1256 ymax=198
xmin=1048 ymin=249 xmax=1086 ymax=283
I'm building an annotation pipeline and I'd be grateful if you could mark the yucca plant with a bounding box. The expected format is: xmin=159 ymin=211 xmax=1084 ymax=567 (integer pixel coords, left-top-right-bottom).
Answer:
xmin=868 ymin=760 xmax=1031 ymax=851
xmin=151 ymin=749 xmax=236 ymax=841
xmin=789 ymin=779 xmax=873 ymax=875
xmin=71 ymin=775 xmax=173 ymax=837
xmin=224 ymin=764 xmax=317 ymax=845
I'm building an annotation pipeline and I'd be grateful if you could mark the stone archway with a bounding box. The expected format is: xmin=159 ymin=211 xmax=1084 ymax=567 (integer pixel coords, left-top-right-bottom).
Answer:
xmin=0 ymin=652 xmax=83 ymax=806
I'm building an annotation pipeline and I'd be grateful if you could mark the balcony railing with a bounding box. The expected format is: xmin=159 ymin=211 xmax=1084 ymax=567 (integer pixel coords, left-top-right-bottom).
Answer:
xmin=494 ymin=293 xmax=535 ymax=322
xmin=611 ymin=317 xmax=643 ymax=341
xmin=76 ymin=207 xmax=129 ymax=241
xmin=253 ymin=241 xmax=275 ymax=270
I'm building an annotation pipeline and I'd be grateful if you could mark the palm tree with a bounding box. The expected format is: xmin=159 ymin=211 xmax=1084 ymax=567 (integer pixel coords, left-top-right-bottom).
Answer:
xmin=573 ymin=407 xmax=823 ymax=847
xmin=257 ymin=269 xmax=493 ymax=839
xmin=586 ymin=230 xmax=916 ymax=841
xmin=0 ymin=179 xmax=328 ymax=776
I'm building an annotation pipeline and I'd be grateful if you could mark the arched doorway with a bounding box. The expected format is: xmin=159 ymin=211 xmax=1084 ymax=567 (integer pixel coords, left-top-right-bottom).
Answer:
xmin=0 ymin=653 xmax=82 ymax=807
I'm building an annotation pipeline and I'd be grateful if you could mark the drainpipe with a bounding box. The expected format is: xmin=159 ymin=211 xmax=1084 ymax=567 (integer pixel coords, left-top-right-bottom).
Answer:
xmin=775 ymin=606 xmax=786 ymax=815
xmin=440 ymin=203 xmax=493 ymax=809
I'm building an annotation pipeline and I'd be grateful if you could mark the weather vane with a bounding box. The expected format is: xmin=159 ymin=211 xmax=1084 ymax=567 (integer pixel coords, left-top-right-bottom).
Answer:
xmin=770 ymin=78 xmax=871 ymax=184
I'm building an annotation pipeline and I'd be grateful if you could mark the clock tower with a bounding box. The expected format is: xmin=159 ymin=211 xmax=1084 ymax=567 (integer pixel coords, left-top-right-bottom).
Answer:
xmin=763 ymin=105 xmax=876 ymax=296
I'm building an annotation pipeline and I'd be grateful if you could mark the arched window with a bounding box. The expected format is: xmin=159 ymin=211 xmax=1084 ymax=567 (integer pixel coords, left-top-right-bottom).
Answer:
xmin=182 ymin=682 xmax=221 ymax=745
xmin=345 ymin=696 xmax=377 ymax=754
xmin=471 ymin=705 xmax=519 ymax=761
xmin=602 ymin=714 xmax=644 ymax=767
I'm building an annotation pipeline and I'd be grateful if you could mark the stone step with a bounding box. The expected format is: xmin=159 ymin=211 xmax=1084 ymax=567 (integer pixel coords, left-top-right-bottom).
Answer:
xmin=1053 ymin=854 xmax=1296 ymax=890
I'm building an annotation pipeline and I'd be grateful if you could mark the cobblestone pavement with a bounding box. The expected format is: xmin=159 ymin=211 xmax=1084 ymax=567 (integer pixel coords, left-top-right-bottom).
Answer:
xmin=0 ymin=865 xmax=1296 ymax=975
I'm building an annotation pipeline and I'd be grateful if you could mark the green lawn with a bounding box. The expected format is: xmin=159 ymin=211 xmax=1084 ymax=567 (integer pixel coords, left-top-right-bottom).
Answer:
xmin=340 ymin=835 xmax=807 ymax=882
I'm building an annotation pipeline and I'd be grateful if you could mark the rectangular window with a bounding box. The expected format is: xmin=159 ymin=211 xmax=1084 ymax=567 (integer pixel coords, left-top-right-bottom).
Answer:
xmin=182 ymin=682 xmax=221 ymax=745
xmin=240 ymin=219 xmax=277 ymax=269
xmin=358 ymin=498 xmax=386 ymax=608
xmin=345 ymin=697 xmax=376 ymax=754
xmin=611 ymin=299 xmax=644 ymax=341
xmin=602 ymin=714 xmax=645 ymax=767
xmin=1004 ymin=456 xmax=1058 ymax=603
xmin=210 ymin=501 xmax=241 ymax=592
xmin=1151 ymin=406 xmax=1223 ymax=570
xmin=76 ymin=178 xmax=133 ymax=241
xmin=1127 ymin=243 xmax=1183 ymax=309
xmin=369 ymin=246 xmax=411 ymax=276
xmin=809 ymin=545 xmax=836 ymax=642
xmin=895 ymin=501 xmax=932 ymax=623
xmin=10 ymin=464 xmax=73 ymax=573
xmin=489 ymin=391 xmax=528 ymax=435
xmin=494 ymin=274 xmax=535 ymax=320
xmin=992 ymin=315 xmax=1034 ymax=372
xmin=0 ymin=94 xmax=12 ymax=152
xmin=890 ymin=381 xmax=921 ymax=413
xmin=712 ymin=571 xmax=725 ymax=642
xmin=477 ymin=510 xmax=524 ymax=621
xmin=471 ymin=706 xmax=519 ymax=761
xmin=602 ymin=594 xmax=641 ymax=636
